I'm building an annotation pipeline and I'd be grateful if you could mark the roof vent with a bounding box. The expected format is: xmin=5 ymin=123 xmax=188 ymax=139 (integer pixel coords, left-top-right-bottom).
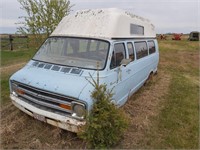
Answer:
xmin=44 ymin=64 xmax=52 ymax=69
xmin=51 ymin=65 xmax=61 ymax=71
xmin=32 ymin=61 xmax=39 ymax=67
xmin=60 ymin=67 xmax=71 ymax=73
xmin=70 ymin=68 xmax=82 ymax=74
xmin=38 ymin=63 xmax=45 ymax=68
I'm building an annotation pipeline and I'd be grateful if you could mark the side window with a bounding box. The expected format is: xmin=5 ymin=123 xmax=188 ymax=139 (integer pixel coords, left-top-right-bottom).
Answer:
xmin=110 ymin=51 xmax=116 ymax=69
xmin=110 ymin=43 xmax=126 ymax=69
xmin=148 ymin=41 xmax=156 ymax=54
xmin=115 ymin=43 xmax=126 ymax=67
xmin=135 ymin=41 xmax=148 ymax=59
xmin=130 ymin=24 xmax=144 ymax=35
xmin=127 ymin=42 xmax=135 ymax=61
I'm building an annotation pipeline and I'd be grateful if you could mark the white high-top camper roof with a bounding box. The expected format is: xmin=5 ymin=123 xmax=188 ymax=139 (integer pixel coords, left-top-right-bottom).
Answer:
xmin=51 ymin=8 xmax=156 ymax=39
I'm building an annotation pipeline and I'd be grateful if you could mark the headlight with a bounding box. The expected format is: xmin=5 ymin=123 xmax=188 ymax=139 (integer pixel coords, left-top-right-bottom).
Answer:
xmin=11 ymin=82 xmax=25 ymax=96
xmin=72 ymin=102 xmax=86 ymax=119
xmin=11 ymin=83 xmax=18 ymax=96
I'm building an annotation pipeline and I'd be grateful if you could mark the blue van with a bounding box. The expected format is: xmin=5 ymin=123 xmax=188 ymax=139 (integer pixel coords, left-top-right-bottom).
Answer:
xmin=9 ymin=8 xmax=159 ymax=132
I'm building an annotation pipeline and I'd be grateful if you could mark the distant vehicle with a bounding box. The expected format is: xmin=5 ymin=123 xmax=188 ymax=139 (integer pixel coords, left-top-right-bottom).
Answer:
xmin=188 ymin=31 xmax=199 ymax=41
xmin=160 ymin=34 xmax=167 ymax=40
xmin=9 ymin=8 xmax=159 ymax=133
xmin=172 ymin=33 xmax=183 ymax=40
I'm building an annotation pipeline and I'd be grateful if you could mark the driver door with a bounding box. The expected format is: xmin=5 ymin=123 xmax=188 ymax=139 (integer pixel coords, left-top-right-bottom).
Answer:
xmin=107 ymin=42 xmax=132 ymax=106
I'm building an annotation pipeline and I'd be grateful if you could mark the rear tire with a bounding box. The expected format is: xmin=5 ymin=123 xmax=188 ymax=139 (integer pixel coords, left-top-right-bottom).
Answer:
xmin=144 ymin=72 xmax=153 ymax=86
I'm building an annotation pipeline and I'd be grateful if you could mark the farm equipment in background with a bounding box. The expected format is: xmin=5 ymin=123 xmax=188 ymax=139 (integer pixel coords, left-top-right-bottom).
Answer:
xmin=172 ymin=33 xmax=183 ymax=40
xmin=160 ymin=34 xmax=167 ymax=40
xmin=188 ymin=31 xmax=199 ymax=41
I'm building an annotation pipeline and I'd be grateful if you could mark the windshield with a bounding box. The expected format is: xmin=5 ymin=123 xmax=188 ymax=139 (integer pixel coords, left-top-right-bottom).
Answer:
xmin=33 ymin=37 xmax=110 ymax=70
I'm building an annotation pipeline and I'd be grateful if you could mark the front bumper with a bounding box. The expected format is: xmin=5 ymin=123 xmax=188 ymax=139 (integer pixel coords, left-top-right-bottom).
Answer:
xmin=10 ymin=94 xmax=85 ymax=133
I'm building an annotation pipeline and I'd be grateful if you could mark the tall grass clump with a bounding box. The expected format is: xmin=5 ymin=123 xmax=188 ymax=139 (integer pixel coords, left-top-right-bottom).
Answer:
xmin=78 ymin=74 xmax=128 ymax=149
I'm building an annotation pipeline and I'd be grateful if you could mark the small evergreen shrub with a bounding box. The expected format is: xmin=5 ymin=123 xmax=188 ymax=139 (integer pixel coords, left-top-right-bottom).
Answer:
xmin=78 ymin=76 xmax=128 ymax=148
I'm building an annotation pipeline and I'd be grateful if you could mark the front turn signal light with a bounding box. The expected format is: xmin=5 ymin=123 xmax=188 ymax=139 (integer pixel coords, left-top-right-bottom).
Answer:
xmin=59 ymin=104 xmax=71 ymax=110
xmin=16 ymin=89 xmax=25 ymax=95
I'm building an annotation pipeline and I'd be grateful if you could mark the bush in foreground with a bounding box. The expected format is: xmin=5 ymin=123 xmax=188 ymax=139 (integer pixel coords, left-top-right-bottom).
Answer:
xmin=78 ymin=77 xmax=128 ymax=148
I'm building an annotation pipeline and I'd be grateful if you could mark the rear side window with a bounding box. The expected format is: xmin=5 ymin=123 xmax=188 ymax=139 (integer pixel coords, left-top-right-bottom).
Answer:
xmin=110 ymin=43 xmax=126 ymax=69
xmin=127 ymin=42 xmax=135 ymax=61
xmin=148 ymin=41 xmax=156 ymax=54
xmin=135 ymin=42 xmax=148 ymax=59
xmin=130 ymin=24 xmax=144 ymax=35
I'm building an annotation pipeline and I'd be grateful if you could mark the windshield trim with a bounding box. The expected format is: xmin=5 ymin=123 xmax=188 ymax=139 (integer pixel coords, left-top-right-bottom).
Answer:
xmin=32 ymin=36 xmax=111 ymax=71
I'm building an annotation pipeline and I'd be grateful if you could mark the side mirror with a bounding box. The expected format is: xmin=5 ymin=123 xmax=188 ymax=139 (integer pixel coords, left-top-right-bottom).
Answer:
xmin=120 ymin=59 xmax=131 ymax=67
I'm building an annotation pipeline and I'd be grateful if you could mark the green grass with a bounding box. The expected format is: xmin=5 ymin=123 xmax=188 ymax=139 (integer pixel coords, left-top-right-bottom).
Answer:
xmin=160 ymin=73 xmax=198 ymax=148
xmin=1 ymin=48 xmax=37 ymax=66
xmin=1 ymin=74 xmax=11 ymax=104
xmin=158 ymin=40 xmax=199 ymax=52
xmin=1 ymin=48 xmax=38 ymax=104
xmin=148 ymin=72 xmax=199 ymax=148
xmin=146 ymin=39 xmax=199 ymax=148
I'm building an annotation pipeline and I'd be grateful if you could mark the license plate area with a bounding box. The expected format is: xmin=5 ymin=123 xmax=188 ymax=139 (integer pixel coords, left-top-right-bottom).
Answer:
xmin=33 ymin=113 xmax=46 ymax=122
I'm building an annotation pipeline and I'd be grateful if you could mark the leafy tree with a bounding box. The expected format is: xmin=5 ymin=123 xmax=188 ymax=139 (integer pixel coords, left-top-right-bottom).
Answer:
xmin=17 ymin=0 xmax=72 ymax=36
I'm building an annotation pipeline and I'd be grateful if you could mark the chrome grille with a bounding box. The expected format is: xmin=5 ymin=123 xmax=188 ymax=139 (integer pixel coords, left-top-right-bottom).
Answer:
xmin=13 ymin=82 xmax=74 ymax=115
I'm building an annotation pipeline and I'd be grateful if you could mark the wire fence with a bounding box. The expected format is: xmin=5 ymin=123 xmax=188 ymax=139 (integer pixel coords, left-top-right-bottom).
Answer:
xmin=0 ymin=34 xmax=46 ymax=51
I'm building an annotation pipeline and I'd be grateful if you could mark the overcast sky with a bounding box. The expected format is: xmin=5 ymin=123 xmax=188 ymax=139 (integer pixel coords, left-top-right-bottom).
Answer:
xmin=0 ymin=0 xmax=199 ymax=34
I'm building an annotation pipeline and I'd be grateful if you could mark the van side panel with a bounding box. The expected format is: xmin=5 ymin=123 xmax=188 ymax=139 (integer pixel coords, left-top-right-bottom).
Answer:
xmin=129 ymin=39 xmax=159 ymax=96
xmin=105 ymin=39 xmax=159 ymax=106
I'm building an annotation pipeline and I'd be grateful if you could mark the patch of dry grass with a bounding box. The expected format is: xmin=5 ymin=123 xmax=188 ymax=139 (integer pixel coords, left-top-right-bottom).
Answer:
xmin=117 ymin=71 xmax=171 ymax=148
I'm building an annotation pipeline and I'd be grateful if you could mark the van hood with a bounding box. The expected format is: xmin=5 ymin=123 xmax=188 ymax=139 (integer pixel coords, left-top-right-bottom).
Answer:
xmin=10 ymin=62 xmax=95 ymax=100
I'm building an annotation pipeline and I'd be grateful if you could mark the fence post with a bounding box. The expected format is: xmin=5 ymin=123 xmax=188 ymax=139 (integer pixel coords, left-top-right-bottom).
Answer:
xmin=26 ymin=35 xmax=29 ymax=49
xmin=9 ymin=35 xmax=13 ymax=51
